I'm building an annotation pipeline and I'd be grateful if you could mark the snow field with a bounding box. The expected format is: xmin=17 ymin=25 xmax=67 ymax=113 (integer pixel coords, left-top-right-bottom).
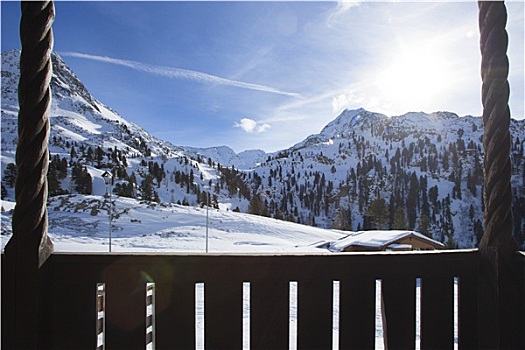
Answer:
xmin=1 ymin=195 xmax=346 ymax=253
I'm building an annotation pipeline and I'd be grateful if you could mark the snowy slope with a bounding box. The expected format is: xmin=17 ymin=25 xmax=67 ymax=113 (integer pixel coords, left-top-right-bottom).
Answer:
xmin=1 ymin=194 xmax=345 ymax=253
xmin=1 ymin=49 xmax=182 ymax=174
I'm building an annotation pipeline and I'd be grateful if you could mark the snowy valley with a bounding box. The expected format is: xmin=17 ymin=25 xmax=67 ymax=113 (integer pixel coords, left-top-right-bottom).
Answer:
xmin=2 ymin=49 xmax=525 ymax=251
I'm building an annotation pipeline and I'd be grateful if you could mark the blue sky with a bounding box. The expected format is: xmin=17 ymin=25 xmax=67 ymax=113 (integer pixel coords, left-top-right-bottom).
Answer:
xmin=2 ymin=1 xmax=524 ymax=153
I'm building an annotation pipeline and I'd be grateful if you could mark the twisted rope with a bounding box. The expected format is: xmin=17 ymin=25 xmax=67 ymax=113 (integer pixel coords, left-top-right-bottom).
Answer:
xmin=478 ymin=1 xmax=517 ymax=253
xmin=12 ymin=1 xmax=55 ymax=267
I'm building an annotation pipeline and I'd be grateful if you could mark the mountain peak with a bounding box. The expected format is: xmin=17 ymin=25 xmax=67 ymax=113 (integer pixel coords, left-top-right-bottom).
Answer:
xmin=50 ymin=51 xmax=100 ymax=112
xmin=1 ymin=49 xmax=98 ymax=112
xmin=185 ymin=145 xmax=267 ymax=170
xmin=1 ymin=49 xmax=173 ymax=159
xmin=320 ymin=108 xmax=387 ymax=139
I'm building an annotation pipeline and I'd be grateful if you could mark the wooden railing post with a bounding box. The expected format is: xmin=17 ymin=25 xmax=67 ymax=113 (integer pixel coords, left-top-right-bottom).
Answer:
xmin=2 ymin=1 xmax=55 ymax=348
xmin=478 ymin=1 xmax=524 ymax=348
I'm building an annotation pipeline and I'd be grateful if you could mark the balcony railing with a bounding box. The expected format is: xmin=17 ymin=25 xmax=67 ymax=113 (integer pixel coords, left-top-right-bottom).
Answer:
xmin=3 ymin=247 xmax=524 ymax=349
xmin=7 ymin=249 xmax=486 ymax=349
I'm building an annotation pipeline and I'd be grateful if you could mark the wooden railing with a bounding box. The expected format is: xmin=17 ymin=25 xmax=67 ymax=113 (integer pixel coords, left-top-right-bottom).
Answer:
xmin=16 ymin=249 xmax=488 ymax=349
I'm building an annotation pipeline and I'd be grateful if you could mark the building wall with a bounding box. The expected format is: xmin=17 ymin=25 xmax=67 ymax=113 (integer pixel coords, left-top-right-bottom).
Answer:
xmin=395 ymin=236 xmax=441 ymax=250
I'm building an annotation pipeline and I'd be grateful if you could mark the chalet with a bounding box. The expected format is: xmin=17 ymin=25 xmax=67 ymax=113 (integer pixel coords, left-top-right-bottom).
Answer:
xmin=330 ymin=230 xmax=445 ymax=252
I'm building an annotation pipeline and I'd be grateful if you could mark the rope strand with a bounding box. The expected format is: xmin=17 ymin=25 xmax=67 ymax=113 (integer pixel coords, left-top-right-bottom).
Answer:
xmin=13 ymin=1 xmax=55 ymax=267
xmin=478 ymin=1 xmax=517 ymax=252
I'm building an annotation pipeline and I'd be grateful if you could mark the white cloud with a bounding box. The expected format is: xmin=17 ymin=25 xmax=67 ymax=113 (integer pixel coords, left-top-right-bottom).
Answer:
xmin=326 ymin=1 xmax=360 ymax=27
xmin=332 ymin=91 xmax=361 ymax=113
xmin=234 ymin=118 xmax=271 ymax=133
xmin=256 ymin=123 xmax=271 ymax=133
xmin=61 ymin=52 xmax=301 ymax=98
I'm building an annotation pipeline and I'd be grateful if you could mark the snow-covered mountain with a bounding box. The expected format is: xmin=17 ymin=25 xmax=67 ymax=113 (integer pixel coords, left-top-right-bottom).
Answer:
xmin=2 ymin=49 xmax=180 ymax=159
xmin=2 ymin=50 xmax=525 ymax=250
xmin=253 ymin=108 xmax=524 ymax=248
xmin=184 ymin=146 xmax=267 ymax=170
xmin=2 ymin=49 xmax=265 ymax=168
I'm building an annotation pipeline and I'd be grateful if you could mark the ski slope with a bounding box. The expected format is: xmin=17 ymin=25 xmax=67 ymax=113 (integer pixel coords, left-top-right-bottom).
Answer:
xmin=1 ymin=194 xmax=345 ymax=253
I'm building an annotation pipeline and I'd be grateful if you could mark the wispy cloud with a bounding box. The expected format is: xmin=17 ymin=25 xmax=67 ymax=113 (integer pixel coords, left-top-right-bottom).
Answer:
xmin=326 ymin=0 xmax=360 ymax=27
xmin=234 ymin=118 xmax=271 ymax=133
xmin=61 ymin=52 xmax=301 ymax=98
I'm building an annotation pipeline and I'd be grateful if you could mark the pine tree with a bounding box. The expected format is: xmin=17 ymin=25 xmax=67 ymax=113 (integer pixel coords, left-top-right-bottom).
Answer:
xmin=442 ymin=152 xmax=449 ymax=171
xmin=114 ymin=180 xmax=134 ymax=198
xmin=1 ymin=183 xmax=7 ymax=199
xmin=429 ymin=185 xmax=439 ymax=208
xmin=261 ymin=199 xmax=271 ymax=217
xmin=199 ymin=191 xmax=210 ymax=208
xmin=417 ymin=214 xmax=430 ymax=237
xmin=248 ymin=194 xmax=263 ymax=215
xmin=274 ymin=210 xmax=284 ymax=221
xmin=467 ymin=171 xmax=477 ymax=196
xmin=140 ymin=175 xmax=155 ymax=201
xmin=96 ymin=146 xmax=104 ymax=166
xmin=72 ymin=165 xmax=92 ymax=195
xmin=332 ymin=208 xmax=351 ymax=230
xmin=58 ymin=157 xmax=68 ymax=179
xmin=406 ymin=172 xmax=419 ymax=229
xmin=83 ymin=167 xmax=93 ymax=194
xmin=365 ymin=198 xmax=389 ymax=230
xmin=392 ymin=207 xmax=408 ymax=230
xmin=285 ymin=212 xmax=296 ymax=223
xmin=3 ymin=163 xmax=17 ymax=187
xmin=70 ymin=145 xmax=77 ymax=160
xmin=47 ymin=164 xmax=63 ymax=196
xmin=442 ymin=195 xmax=454 ymax=243
xmin=474 ymin=219 xmax=484 ymax=245
xmin=86 ymin=147 xmax=94 ymax=163
xmin=153 ymin=191 xmax=160 ymax=203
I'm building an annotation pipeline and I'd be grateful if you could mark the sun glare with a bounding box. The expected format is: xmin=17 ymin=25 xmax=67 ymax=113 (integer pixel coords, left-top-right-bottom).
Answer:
xmin=379 ymin=46 xmax=450 ymax=111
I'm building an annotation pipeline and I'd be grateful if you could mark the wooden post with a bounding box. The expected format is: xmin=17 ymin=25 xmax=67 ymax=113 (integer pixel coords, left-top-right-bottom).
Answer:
xmin=477 ymin=1 xmax=524 ymax=348
xmin=2 ymin=1 xmax=55 ymax=348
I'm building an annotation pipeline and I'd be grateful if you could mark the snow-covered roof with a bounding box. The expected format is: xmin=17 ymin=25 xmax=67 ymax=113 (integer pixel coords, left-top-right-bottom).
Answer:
xmin=329 ymin=230 xmax=444 ymax=252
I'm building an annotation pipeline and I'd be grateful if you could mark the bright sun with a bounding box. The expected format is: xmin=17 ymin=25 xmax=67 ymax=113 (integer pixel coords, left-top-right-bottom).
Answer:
xmin=379 ymin=46 xmax=450 ymax=111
